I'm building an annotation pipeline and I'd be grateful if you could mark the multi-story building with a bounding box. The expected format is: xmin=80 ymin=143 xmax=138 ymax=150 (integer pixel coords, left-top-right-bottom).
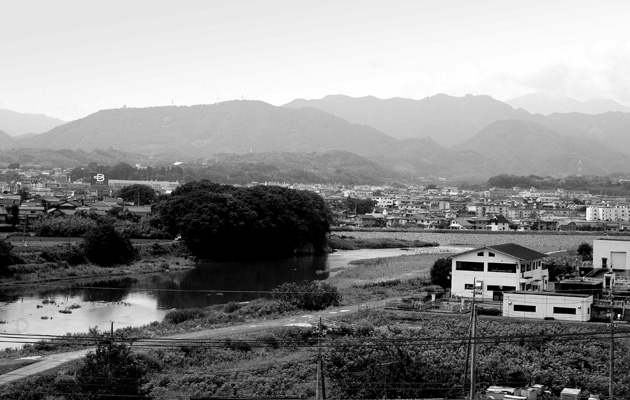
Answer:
xmin=451 ymin=243 xmax=548 ymax=300
xmin=586 ymin=206 xmax=630 ymax=221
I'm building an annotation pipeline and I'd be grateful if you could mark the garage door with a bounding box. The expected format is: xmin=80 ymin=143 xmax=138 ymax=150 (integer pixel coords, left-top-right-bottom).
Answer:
xmin=611 ymin=251 xmax=626 ymax=269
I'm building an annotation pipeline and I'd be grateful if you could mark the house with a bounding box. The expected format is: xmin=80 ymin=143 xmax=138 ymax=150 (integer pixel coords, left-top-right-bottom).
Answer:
xmin=502 ymin=291 xmax=593 ymax=322
xmin=486 ymin=214 xmax=510 ymax=231
xmin=451 ymin=243 xmax=549 ymax=300
xmin=449 ymin=217 xmax=475 ymax=230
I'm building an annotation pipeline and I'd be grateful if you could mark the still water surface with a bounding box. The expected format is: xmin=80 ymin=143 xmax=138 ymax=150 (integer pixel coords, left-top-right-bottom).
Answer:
xmin=0 ymin=247 xmax=448 ymax=349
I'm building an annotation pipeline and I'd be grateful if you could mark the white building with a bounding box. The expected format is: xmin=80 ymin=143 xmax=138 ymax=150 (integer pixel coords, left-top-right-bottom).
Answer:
xmin=502 ymin=291 xmax=593 ymax=322
xmin=451 ymin=243 xmax=548 ymax=300
xmin=586 ymin=206 xmax=630 ymax=221
xmin=592 ymin=238 xmax=630 ymax=269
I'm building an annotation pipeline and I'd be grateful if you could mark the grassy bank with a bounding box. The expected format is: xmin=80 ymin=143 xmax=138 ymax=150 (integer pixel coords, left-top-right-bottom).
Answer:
xmin=328 ymin=234 xmax=438 ymax=250
xmin=0 ymin=241 xmax=194 ymax=287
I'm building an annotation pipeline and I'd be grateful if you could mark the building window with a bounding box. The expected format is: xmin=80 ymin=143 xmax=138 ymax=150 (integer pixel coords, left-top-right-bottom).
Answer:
xmin=456 ymin=261 xmax=484 ymax=271
xmin=553 ymin=307 xmax=577 ymax=315
xmin=464 ymin=283 xmax=473 ymax=290
xmin=487 ymin=285 xmax=516 ymax=292
xmin=514 ymin=305 xmax=536 ymax=312
xmin=489 ymin=252 xmax=495 ymax=257
xmin=488 ymin=263 xmax=517 ymax=273
xmin=602 ymin=258 xmax=608 ymax=268
xmin=477 ymin=252 xmax=484 ymax=256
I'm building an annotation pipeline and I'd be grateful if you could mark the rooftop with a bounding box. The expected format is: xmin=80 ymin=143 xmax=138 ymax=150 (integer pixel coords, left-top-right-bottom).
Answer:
xmin=506 ymin=291 xmax=593 ymax=298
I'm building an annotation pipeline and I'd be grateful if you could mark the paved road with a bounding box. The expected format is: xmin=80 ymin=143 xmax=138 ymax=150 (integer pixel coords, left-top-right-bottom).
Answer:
xmin=0 ymin=299 xmax=390 ymax=386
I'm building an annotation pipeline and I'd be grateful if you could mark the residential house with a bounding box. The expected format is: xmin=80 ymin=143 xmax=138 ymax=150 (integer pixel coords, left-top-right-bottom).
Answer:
xmin=451 ymin=243 xmax=548 ymax=300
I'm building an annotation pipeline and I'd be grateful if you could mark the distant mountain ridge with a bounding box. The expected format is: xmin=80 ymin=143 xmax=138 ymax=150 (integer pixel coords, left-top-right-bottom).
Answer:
xmin=0 ymin=108 xmax=66 ymax=136
xmin=284 ymin=93 xmax=538 ymax=147
xmin=506 ymin=93 xmax=630 ymax=115
xmin=6 ymin=96 xmax=630 ymax=180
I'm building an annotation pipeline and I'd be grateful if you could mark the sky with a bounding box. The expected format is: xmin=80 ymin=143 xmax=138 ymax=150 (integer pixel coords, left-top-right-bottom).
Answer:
xmin=2 ymin=0 xmax=630 ymax=121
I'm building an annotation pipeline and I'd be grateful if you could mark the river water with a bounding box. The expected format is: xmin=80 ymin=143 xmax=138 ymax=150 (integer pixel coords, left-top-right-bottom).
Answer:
xmin=0 ymin=247 xmax=447 ymax=350
xmin=0 ymin=231 xmax=591 ymax=350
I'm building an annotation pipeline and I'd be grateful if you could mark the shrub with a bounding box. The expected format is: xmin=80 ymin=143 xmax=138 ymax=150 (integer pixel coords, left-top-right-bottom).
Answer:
xmin=223 ymin=301 xmax=240 ymax=313
xmin=272 ymin=281 xmax=341 ymax=311
xmin=41 ymin=244 xmax=87 ymax=266
xmin=164 ymin=308 xmax=205 ymax=324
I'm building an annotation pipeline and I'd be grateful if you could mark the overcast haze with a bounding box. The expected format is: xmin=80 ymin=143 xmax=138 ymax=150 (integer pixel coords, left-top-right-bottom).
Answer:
xmin=2 ymin=0 xmax=629 ymax=121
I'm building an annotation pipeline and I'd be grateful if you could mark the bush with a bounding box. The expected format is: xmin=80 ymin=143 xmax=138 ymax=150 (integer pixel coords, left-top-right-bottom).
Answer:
xmin=41 ymin=244 xmax=87 ymax=265
xmin=477 ymin=307 xmax=501 ymax=316
xmin=271 ymin=281 xmax=341 ymax=311
xmin=223 ymin=301 xmax=240 ymax=313
xmin=164 ymin=308 xmax=205 ymax=324
xmin=82 ymin=221 xmax=136 ymax=266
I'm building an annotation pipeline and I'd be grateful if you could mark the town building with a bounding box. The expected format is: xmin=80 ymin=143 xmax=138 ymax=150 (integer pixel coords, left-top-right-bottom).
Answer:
xmin=502 ymin=291 xmax=593 ymax=322
xmin=451 ymin=243 xmax=548 ymax=300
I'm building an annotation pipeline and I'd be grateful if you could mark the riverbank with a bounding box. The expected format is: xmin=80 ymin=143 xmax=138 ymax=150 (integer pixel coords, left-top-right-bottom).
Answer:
xmin=328 ymin=234 xmax=438 ymax=250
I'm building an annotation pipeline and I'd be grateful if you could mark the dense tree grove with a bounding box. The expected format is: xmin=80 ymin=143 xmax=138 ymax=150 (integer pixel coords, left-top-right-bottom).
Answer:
xmin=153 ymin=181 xmax=333 ymax=260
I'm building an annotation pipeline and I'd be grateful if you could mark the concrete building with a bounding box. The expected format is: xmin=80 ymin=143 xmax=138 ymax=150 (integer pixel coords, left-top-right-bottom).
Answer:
xmin=592 ymin=238 xmax=630 ymax=269
xmin=502 ymin=291 xmax=593 ymax=322
xmin=586 ymin=206 xmax=630 ymax=222
xmin=451 ymin=243 xmax=548 ymax=300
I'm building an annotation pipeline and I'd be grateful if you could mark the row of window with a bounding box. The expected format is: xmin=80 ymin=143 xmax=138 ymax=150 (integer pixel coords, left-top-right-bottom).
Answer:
xmin=512 ymin=305 xmax=587 ymax=315
xmin=456 ymin=261 xmax=518 ymax=273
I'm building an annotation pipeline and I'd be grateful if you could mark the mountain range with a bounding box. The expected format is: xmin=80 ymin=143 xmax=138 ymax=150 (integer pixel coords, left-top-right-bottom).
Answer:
xmin=2 ymin=93 xmax=630 ymax=181
xmin=0 ymin=109 xmax=66 ymax=136
xmin=506 ymin=93 xmax=630 ymax=116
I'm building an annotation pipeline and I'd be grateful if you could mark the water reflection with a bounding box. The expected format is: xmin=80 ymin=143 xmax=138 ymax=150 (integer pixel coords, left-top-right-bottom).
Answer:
xmin=0 ymin=248 xmax=425 ymax=349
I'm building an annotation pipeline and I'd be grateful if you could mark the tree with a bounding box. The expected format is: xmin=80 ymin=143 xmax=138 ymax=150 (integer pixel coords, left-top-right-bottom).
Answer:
xmin=117 ymin=184 xmax=157 ymax=205
xmin=577 ymin=242 xmax=593 ymax=261
xmin=430 ymin=257 xmax=452 ymax=289
xmin=6 ymin=162 xmax=19 ymax=170
xmin=344 ymin=197 xmax=376 ymax=214
xmin=153 ymin=181 xmax=333 ymax=260
xmin=75 ymin=340 xmax=154 ymax=399
xmin=0 ymin=239 xmax=23 ymax=276
xmin=82 ymin=221 xmax=136 ymax=266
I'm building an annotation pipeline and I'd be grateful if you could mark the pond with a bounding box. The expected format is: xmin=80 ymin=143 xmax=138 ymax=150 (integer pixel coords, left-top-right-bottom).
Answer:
xmin=0 ymin=247 xmax=448 ymax=350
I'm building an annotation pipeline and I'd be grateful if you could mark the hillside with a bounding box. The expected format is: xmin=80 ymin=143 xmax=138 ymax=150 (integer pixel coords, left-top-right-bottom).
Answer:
xmin=0 ymin=148 xmax=153 ymax=168
xmin=17 ymin=101 xmax=407 ymax=158
xmin=0 ymin=109 xmax=66 ymax=136
xmin=454 ymin=120 xmax=630 ymax=176
xmin=283 ymin=94 xmax=537 ymax=147
xmin=506 ymin=93 xmax=630 ymax=115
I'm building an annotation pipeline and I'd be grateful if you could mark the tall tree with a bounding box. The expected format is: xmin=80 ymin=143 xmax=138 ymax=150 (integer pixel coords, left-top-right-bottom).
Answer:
xmin=117 ymin=184 xmax=157 ymax=205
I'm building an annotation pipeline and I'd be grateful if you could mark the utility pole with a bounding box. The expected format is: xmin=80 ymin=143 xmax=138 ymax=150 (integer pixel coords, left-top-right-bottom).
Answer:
xmin=470 ymin=303 xmax=477 ymax=400
xmin=316 ymin=317 xmax=325 ymax=400
xmin=463 ymin=278 xmax=478 ymax=399
xmin=609 ymin=294 xmax=615 ymax=400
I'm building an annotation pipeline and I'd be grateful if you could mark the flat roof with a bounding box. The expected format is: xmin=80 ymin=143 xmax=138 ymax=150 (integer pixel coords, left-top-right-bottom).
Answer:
xmin=505 ymin=291 xmax=592 ymax=298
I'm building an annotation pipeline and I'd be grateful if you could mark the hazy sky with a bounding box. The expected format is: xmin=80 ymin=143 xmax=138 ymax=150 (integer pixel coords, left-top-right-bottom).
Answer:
xmin=2 ymin=0 xmax=629 ymax=120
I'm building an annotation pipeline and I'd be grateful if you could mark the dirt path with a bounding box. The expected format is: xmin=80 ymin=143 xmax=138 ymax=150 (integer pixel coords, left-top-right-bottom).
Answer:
xmin=0 ymin=299 xmax=391 ymax=385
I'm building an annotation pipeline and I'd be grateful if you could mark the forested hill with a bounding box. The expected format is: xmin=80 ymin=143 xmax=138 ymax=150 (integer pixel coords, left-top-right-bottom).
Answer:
xmin=15 ymin=101 xmax=403 ymax=158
